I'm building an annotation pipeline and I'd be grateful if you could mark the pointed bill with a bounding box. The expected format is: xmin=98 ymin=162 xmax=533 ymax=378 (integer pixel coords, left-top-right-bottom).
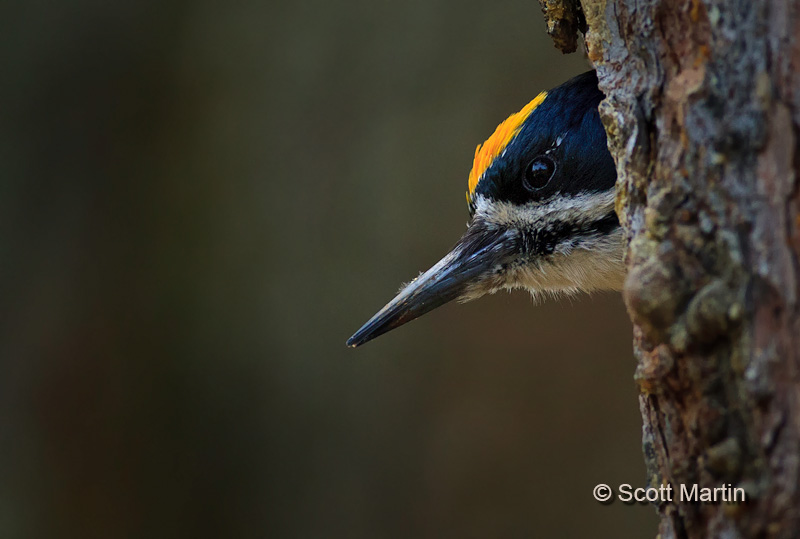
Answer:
xmin=347 ymin=224 xmax=517 ymax=347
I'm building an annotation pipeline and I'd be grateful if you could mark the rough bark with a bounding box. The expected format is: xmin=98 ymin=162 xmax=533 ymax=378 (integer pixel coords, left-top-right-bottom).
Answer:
xmin=541 ymin=1 xmax=800 ymax=537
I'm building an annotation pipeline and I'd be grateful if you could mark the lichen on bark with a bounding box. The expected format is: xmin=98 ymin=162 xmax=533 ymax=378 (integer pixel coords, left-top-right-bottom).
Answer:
xmin=537 ymin=0 xmax=586 ymax=53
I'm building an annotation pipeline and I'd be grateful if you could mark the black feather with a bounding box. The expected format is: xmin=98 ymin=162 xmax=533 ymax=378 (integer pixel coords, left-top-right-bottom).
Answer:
xmin=472 ymin=71 xmax=616 ymax=207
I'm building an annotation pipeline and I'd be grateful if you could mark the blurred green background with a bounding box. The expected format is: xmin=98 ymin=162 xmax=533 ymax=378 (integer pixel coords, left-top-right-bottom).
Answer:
xmin=2 ymin=0 xmax=656 ymax=537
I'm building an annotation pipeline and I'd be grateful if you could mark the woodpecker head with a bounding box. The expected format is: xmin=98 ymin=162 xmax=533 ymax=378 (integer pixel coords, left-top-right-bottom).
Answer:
xmin=347 ymin=71 xmax=623 ymax=347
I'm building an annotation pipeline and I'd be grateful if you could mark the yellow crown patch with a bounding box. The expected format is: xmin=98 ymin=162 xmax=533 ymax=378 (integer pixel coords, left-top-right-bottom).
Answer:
xmin=467 ymin=91 xmax=547 ymax=203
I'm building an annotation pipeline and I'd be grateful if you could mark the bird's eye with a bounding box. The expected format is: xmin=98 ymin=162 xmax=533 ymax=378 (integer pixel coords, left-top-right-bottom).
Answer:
xmin=523 ymin=156 xmax=556 ymax=191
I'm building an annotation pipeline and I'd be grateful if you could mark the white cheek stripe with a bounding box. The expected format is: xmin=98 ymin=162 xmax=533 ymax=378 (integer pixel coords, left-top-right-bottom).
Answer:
xmin=458 ymin=191 xmax=624 ymax=301
xmin=473 ymin=191 xmax=616 ymax=230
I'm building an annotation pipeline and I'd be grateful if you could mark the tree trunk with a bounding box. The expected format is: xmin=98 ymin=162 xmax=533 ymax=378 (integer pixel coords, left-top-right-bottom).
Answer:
xmin=540 ymin=0 xmax=800 ymax=537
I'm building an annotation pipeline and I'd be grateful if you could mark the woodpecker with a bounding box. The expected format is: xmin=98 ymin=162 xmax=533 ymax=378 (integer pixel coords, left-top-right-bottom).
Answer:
xmin=347 ymin=71 xmax=623 ymax=348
